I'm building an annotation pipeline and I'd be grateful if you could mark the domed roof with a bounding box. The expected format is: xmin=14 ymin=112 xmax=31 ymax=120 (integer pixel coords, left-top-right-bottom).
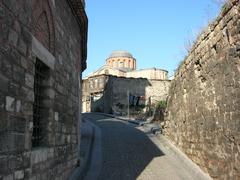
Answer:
xmin=108 ymin=50 xmax=134 ymax=59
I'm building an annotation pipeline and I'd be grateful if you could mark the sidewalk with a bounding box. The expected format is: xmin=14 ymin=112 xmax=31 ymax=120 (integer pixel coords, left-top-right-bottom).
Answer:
xmin=69 ymin=120 xmax=95 ymax=180
xmin=137 ymin=124 xmax=212 ymax=180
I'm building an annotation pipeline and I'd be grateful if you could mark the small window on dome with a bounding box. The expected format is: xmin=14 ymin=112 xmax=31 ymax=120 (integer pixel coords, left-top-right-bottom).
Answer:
xmin=119 ymin=61 xmax=124 ymax=68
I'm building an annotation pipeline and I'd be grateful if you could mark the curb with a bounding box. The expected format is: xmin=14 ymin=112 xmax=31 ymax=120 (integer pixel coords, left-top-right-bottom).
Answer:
xmin=138 ymin=122 xmax=212 ymax=179
xmin=69 ymin=120 xmax=95 ymax=180
xmin=84 ymin=120 xmax=102 ymax=180
xmin=90 ymin=112 xmax=145 ymax=126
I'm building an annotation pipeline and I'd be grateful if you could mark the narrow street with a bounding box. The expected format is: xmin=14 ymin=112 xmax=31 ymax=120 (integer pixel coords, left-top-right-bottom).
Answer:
xmin=82 ymin=113 xmax=209 ymax=180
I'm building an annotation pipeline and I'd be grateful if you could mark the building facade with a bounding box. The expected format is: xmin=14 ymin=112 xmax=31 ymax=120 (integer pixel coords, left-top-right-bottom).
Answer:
xmin=0 ymin=0 xmax=87 ymax=179
xmin=82 ymin=74 xmax=171 ymax=115
xmin=82 ymin=51 xmax=170 ymax=115
xmin=86 ymin=50 xmax=168 ymax=80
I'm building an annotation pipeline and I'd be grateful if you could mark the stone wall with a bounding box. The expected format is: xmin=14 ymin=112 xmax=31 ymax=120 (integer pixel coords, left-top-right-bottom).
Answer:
xmin=104 ymin=76 xmax=171 ymax=115
xmin=164 ymin=1 xmax=240 ymax=179
xmin=0 ymin=0 xmax=87 ymax=179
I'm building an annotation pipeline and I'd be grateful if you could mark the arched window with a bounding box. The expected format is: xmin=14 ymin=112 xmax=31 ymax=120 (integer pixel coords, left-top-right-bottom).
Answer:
xmin=113 ymin=60 xmax=117 ymax=67
xmin=32 ymin=0 xmax=55 ymax=54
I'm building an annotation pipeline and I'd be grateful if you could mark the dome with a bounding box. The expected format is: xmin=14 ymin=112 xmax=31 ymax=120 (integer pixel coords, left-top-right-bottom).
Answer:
xmin=108 ymin=50 xmax=134 ymax=59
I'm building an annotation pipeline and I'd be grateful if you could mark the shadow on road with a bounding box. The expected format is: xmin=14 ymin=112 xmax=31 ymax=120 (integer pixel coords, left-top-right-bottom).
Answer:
xmin=84 ymin=113 xmax=164 ymax=180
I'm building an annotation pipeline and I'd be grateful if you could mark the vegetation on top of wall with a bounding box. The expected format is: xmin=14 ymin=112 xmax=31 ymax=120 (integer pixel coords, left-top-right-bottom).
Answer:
xmin=157 ymin=100 xmax=167 ymax=109
xmin=174 ymin=0 xmax=231 ymax=76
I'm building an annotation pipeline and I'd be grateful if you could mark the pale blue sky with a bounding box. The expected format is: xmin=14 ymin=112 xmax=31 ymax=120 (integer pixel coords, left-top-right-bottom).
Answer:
xmin=83 ymin=0 xmax=223 ymax=77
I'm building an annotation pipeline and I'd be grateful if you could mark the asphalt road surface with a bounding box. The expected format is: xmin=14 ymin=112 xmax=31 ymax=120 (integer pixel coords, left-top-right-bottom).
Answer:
xmin=83 ymin=113 xmax=206 ymax=180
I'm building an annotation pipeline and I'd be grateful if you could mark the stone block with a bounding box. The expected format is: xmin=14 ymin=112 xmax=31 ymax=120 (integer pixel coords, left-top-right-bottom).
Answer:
xmin=1 ymin=59 xmax=12 ymax=79
xmin=8 ymin=29 xmax=18 ymax=46
xmin=24 ymin=131 xmax=30 ymax=150
xmin=13 ymin=65 xmax=24 ymax=83
xmin=2 ymin=0 xmax=16 ymax=12
xmin=32 ymin=36 xmax=55 ymax=70
xmin=56 ymin=84 xmax=64 ymax=94
xmin=25 ymin=73 xmax=34 ymax=88
xmin=55 ymin=112 xmax=59 ymax=121
xmin=18 ymin=39 xmax=27 ymax=56
xmin=5 ymin=96 xmax=15 ymax=112
xmin=21 ymin=101 xmax=33 ymax=116
xmin=29 ymin=122 xmax=33 ymax=130
xmin=25 ymin=89 xmax=34 ymax=102
xmin=0 ymin=131 xmax=24 ymax=152
xmin=0 ymin=73 xmax=9 ymax=93
xmin=14 ymin=170 xmax=24 ymax=180
xmin=8 ymin=115 xmax=25 ymax=133
xmin=16 ymin=100 xmax=21 ymax=112
xmin=20 ymin=57 xmax=28 ymax=69
xmin=29 ymin=176 xmax=37 ymax=180
xmin=46 ymin=88 xmax=55 ymax=99
xmin=0 ymin=156 xmax=9 ymax=174
xmin=0 ymin=93 xmax=5 ymax=110
xmin=13 ymin=20 xmax=21 ymax=33
xmin=31 ymin=148 xmax=52 ymax=165
xmin=0 ymin=5 xmax=5 ymax=18
xmin=3 ymin=174 xmax=14 ymax=180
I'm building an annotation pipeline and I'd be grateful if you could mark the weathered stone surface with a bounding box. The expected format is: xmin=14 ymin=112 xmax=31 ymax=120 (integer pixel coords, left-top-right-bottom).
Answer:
xmin=5 ymin=96 xmax=15 ymax=112
xmin=18 ymin=38 xmax=27 ymax=56
xmin=8 ymin=29 xmax=18 ymax=46
xmin=0 ymin=73 xmax=9 ymax=93
xmin=3 ymin=174 xmax=14 ymax=180
xmin=14 ymin=170 xmax=24 ymax=180
xmin=0 ymin=0 xmax=87 ymax=179
xmin=164 ymin=1 xmax=240 ymax=179
xmin=25 ymin=73 xmax=34 ymax=88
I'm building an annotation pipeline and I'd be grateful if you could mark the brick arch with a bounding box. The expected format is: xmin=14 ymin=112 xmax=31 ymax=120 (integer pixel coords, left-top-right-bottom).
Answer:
xmin=32 ymin=0 xmax=55 ymax=54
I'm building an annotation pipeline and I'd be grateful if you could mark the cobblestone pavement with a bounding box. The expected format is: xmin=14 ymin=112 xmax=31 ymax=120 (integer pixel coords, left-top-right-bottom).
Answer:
xmin=83 ymin=113 xmax=208 ymax=180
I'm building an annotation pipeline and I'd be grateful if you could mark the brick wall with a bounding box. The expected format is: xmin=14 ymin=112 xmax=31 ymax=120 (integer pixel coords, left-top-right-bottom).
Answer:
xmin=164 ymin=1 xmax=240 ymax=179
xmin=0 ymin=0 xmax=87 ymax=179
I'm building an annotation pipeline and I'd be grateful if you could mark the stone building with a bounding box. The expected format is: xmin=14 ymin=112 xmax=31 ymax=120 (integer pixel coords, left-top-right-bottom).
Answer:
xmin=164 ymin=0 xmax=239 ymax=179
xmin=82 ymin=51 xmax=170 ymax=115
xmin=0 ymin=0 xmax=87 ymax=179
xmin=82 ymin=75 xmax=170 ymax=115
xmin=86 ymin=50 xmax=168 ymax=80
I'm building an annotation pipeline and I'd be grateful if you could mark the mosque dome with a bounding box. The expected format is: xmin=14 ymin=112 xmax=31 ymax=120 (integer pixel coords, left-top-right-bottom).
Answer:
xmin=106 ymin=50 xmax=136 ymax=71
xmin=108 ymin=50 xmax=134 ymax=59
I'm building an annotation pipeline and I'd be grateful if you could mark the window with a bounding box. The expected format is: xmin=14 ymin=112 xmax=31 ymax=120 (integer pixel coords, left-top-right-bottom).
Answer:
xmin=94 ymin=79 xmax=98 ymax=88
xmin=32 ymin=59 xmax=49 ymax=147
xmin=89 ymin=80 xmax=93 ymax=89
xmin=119 ymin=61 xmax=124 ymax=68
xmin=99 ymin=78 xmax=104 ymax=88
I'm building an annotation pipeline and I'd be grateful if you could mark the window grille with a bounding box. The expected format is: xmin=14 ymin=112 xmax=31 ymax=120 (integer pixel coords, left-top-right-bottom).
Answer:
xmin=32 ymin=59 xmax=49 ymax=147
